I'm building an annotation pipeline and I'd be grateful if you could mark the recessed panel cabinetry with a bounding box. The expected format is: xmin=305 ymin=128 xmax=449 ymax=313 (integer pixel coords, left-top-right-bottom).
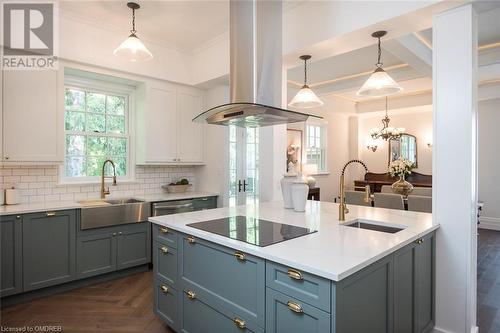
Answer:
xmin=2 ymin=69 xmax=63 ymax=162
xmin=136 ymin=82 xmax=205 ymax=165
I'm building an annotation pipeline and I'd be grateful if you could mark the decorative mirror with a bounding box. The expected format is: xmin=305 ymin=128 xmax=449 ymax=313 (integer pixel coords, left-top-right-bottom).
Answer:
xmin=389 ymin=134 xmax=418 ymax=167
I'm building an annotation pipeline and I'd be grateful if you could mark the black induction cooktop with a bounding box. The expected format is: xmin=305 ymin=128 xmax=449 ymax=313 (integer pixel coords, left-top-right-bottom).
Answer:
xmin=186 ymin=216 xmax=316 ymax=247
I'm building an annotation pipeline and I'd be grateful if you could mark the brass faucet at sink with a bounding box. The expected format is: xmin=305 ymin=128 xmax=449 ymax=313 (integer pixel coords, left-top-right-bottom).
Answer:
xmin=100 ymin=159 xmax=117 ymax=199
xmin=339 ymin=159 xmax=370 ymax=221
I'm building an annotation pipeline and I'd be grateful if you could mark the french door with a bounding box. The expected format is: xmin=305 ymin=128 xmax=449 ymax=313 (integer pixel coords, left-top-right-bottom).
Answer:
xmin=228 ymin=126 xmax=259 ymax=207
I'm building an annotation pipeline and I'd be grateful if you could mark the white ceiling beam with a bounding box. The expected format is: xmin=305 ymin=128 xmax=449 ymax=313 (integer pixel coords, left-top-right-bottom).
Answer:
xmin=382 ymin=33 xmax=432 ymax=77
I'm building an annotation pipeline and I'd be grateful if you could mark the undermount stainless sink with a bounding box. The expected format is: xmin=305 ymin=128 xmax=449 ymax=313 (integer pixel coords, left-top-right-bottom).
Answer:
xmin=343 ymin=219 xmax=405 ymax=234
xmin=79 ymin=198 xmax=150 ymax=230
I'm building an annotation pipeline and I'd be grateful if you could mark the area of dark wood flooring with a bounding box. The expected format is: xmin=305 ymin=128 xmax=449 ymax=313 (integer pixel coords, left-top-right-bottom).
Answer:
xmin=1 ymin=230 xmax=500 ymax=332
xmin=0 ymin=270 xmax=174 ymax=333
xmin=478 ymin=228 xmax=500 ymax=333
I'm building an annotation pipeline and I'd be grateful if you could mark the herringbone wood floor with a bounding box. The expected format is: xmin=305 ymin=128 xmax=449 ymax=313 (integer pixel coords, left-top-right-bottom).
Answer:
xmin=0 ymin=271 xmax=175 ymax=333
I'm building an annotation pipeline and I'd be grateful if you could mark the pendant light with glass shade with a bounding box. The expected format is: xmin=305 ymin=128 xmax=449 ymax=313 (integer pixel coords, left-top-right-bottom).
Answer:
xmin=288 ymin=55 xmax=324 ymax=109
xmin=113 ymin=2 xmax=153 ymax=62
xmin=357 ymin=31 xmax=402 ymax=97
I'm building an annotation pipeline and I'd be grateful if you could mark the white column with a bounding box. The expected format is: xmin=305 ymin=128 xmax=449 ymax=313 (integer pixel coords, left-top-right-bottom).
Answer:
xmin=433 ymin=4 xmax=478 ymax=333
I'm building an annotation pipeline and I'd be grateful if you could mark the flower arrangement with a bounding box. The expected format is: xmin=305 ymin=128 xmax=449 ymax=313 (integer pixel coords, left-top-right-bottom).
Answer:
xmin=388 ymin=158 xmax=414 ymax=178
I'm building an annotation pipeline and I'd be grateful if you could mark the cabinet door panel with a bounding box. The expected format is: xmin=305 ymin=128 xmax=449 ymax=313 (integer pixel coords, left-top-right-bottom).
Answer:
xmin=154 ymin=279 xmax=179 ymax=331
xmin=3 ymin=70 xmax=62 ymax=161
xmin=23 ymin=210 xmax=76 ymax=291
xmin=266 ymin=288 xmax=330 ymax=333
xmin=77 ymin=232 xmax=117 ymax=279
xmin=394 ymin=241 xmax=418 ymax=333
xmin=145 ymin=86 xmax=177 ymax=163
xmin=177 ymin=91 xmax=204 ymax=163
xmin=416 ymin=233 xmax=435 ymax=332
xmin=116 ymin=223 xmax=151 ymax=270
xmin=1 ymin=215 xmax=23 ymax=297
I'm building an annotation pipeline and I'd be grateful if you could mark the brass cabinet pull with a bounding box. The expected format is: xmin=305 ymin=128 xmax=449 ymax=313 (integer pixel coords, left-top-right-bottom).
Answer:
xmin=415 ymin=238 xmax=424 ymax=245
xmin=234 ymin=251 xmax=246 ymax=262
xmin=287 ymin=300 xmax=303 ymax=313
xmin=160 ymin=285 xmax=169 ymax=294
xmin=160 ymin=246 xmax=169 ymax=254
xmin=46 ymin=212 xmax=56 ymax=217
xmin=186 ymin=290 xmax=196 ymax=300
xmin=16 ymin=215 xmax=21 ymax=219
xmin=187 ymin=236 xmax=196 ymax=244
xmin=160 ymin=227 xmax=169 ymax=234
xmin=287 ymin=268 xmax=303 ymax=280
xmin=233 ymin=317 xmax=246 ymax=329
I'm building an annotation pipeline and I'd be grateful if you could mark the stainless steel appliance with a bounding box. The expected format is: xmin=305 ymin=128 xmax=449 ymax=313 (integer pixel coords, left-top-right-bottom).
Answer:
xmin=153 ymin=200 xmax=195 ymax=216
xmin=187 ymin=216 xmax=317 ymax=247
xmin=192 ymin=0 xmax=321 ymax=128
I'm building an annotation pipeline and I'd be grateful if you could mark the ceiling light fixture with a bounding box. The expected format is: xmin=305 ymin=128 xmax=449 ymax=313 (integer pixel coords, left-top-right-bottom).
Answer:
xmin=288 ymin=55 xmax=324 ymax=109
xmin=113 ymin=2 xmax=153 ymax=62
xmin=357 ymin=31 xmax=403 ymax=97
xmin=370 ymin=97 xmax=405 ymax=141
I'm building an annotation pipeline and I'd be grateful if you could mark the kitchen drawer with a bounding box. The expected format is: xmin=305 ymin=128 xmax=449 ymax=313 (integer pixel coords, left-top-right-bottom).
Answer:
xmin=266 ymin=261 xmax=331 ymax=312
xmin=153 ymin=224 xmax=178 ymax=249
xmin=154 ymin=278 xmax=179 ymax=332
xmin=192 ymin=196 xmax=217 ymax=211
xmin=181 ymin=287 xmax=264 ymax=333
xmin=179 ymin=233 xmax=265 ymax=327
xmin=153 ymin=241 xmax=178 ymax=288
xmin=266 ymin=287 xmax=331 ymax=333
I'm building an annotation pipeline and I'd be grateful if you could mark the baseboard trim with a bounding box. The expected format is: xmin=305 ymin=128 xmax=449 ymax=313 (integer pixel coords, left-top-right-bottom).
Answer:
xmin=479 ymin=216 xmax=500 ymax=231
xmin=0 ymin=264 xmax=149 ymax=307
xmin=433 ymin=325 xmax=478 ymax=333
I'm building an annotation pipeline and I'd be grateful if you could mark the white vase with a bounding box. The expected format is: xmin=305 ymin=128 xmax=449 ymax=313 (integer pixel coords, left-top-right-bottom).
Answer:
xmin=291 ymin=181 xmax=309 ymax=212
xmin=281 ymin=174 xmax=297 ymax=209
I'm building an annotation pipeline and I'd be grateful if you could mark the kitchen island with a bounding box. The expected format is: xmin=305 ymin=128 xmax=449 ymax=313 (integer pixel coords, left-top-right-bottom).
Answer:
xmin=149 ymin=200 xmax=438 ymax=333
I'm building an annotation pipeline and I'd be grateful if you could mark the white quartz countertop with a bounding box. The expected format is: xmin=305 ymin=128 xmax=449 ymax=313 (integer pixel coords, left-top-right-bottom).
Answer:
xmin=149 ymin=200 xmax=438 ymax=281
xmin=0 ymin=191 xmax=219 ymax=216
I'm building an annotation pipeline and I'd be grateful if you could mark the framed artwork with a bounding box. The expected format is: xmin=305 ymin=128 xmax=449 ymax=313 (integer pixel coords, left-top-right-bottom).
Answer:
xmin=286 ymin=129 xmax=302 ymax=173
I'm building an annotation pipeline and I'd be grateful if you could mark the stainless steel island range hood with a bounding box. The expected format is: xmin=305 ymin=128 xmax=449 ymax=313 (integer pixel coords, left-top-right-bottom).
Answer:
xmin=193 ymin=0 xmax=321 ymax=128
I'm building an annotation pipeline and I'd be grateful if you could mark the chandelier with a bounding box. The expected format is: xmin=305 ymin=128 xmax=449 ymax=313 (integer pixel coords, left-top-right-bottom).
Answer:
xmin=370 ymin=97 xmax=405 ymax=141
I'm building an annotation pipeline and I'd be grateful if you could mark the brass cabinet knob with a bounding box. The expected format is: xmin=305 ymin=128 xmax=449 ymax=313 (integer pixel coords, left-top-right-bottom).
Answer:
xmin=187 ymin=236 xmax=196 ymax=244
xmin=415 ymin=238 xmax=424 ymax=244
xmin=234 ymin=251 xmax=246 ymax=262
xmin=112 ymin=232 xmax=117 ymax=236
xmin=287 ymin=268 xmax=303 ymax=280
xmin=5 ymin=156 xmax=9 ymax=160
xmin=46 ymin=212 xmax=56 ymax=217
xmin=16 ymin=215 xmax=21 ymax=219
xmin=186 ymin=290 xmax=196 ymax=300
xmin=233 ymin=317 xmax=246 ymax=329
xmin=287 ymin=300 xmax=303 ymax=313
xmin=160 ymin=285 xmax=169 ymax=294
xmin=160 ymin=227 xmax=169 ymax=234
xmin=160 ymin=246 xmax=169 ymax=254
xmin=118 ymin=232 xmax=122 ymax=235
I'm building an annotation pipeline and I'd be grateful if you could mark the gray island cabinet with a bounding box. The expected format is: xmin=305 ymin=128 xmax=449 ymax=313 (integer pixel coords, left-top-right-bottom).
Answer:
xmin=152 ymin=224 xmax=435 ymax=333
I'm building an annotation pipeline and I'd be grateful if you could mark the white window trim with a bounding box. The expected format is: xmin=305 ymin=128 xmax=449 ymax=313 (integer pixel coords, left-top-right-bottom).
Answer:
xmin=60 ymin=75 xmax=136 ymax=184
xmin=305 ymin=122 xmax=328 ymax=173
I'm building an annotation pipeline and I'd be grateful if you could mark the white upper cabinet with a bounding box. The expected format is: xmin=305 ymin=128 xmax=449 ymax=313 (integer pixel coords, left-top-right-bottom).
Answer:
xmin=2 ymin=70 xmax=63 ymax=162
xmin=177 ymin=88 xmax=205 ymax=163
xmin=136 ymin=82 xmax=205 ymax=165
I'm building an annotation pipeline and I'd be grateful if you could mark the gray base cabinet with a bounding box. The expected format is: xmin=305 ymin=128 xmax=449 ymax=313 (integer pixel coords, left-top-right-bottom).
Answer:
xmin=77 ymin=223 xmax=151 ymax=279
xmin=22 ymin=210 xmax=77 ymax=291
xmin=154 ymin=229 xmax=436 ymax=333
xmin=1 ymin=215 xmax=23 ymax=297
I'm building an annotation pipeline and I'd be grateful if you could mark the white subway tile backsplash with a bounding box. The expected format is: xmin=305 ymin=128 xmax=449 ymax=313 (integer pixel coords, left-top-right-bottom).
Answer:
xmin=1 ymin=165 xmax=196 ymax=203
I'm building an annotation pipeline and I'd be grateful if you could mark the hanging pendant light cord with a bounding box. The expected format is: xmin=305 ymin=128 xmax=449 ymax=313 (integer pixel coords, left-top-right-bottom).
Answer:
xmin=303 ymin=58 xmax=308 ymax=86
xmin=131 ymin=8 xmax=136 ymax=34
xmin=376 ymin=37 xmax=382 ymax=68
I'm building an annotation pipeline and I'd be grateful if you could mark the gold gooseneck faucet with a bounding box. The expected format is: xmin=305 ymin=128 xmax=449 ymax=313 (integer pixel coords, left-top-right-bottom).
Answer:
xmin=100 ymin=159 xmax=117 ymax=199
xmin=339 ymin=159 xmax=370 ymax=221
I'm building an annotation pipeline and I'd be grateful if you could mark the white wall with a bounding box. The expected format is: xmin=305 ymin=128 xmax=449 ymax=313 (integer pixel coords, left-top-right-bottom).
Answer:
xmin=478 ymin=98 xmax=500 ymax=230
xmin=194 ymin=85 xmax=229 ymax=206
xmin=357 ymin=106 xmax=433 ymax=174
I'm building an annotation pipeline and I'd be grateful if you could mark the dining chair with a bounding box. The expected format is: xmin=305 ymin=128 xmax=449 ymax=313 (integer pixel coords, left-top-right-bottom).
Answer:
xmin=381 ymin=185 xmax=393 ymax=193
xmin=345 ymin=190 xmax=371 ymax=207
xmin=407 ymin=195 xmax=432 ymax=213
xmin=410 ymin=187 xmax=432 ymax=197
xmin=374 ymin=193 xmax=405 ymax=210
